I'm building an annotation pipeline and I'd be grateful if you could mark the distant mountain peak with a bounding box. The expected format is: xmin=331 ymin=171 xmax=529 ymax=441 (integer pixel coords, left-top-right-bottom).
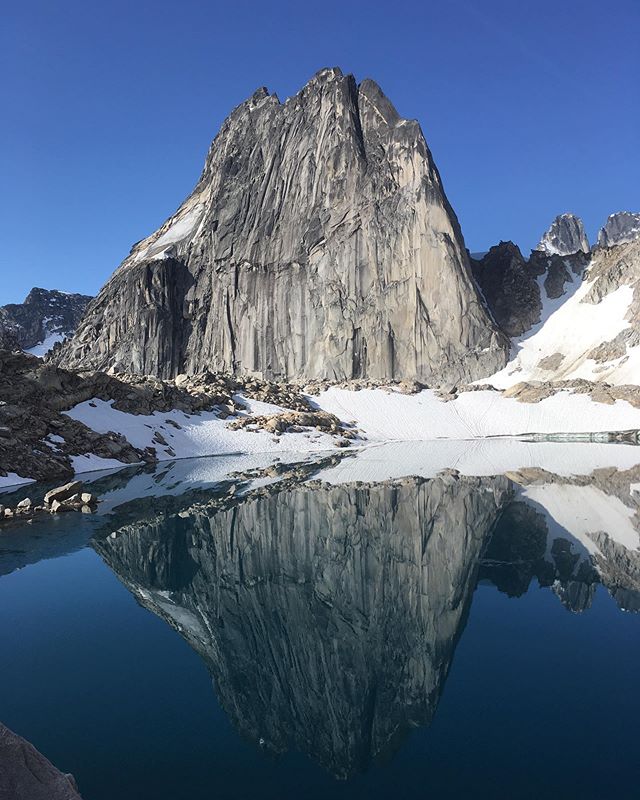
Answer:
xmin=597 ymin=211 xmax=640 ymax=248
xmin=535 ymin=213 xmax=590 ymax=257
xmin=0 ymin=287 xmax=92 ymax=356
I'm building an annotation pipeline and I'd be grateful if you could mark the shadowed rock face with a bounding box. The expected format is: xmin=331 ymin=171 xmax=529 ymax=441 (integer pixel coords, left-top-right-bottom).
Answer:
xmin=471 ymin=242 xmax=542 ymax=336
xmin=58 ymin=68 xmax=507 ymax=384
xmin=95 ymin=474 xmax=511 ymax=778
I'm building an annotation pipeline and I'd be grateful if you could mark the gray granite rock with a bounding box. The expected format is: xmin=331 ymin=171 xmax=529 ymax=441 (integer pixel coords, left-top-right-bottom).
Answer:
xmin=535 ymin=213 xmax=590 ymax=256
xmin=597 ymin=211 xmax=640 ymax=247
xmin=58 ymin=68 xmax=507 ymax=385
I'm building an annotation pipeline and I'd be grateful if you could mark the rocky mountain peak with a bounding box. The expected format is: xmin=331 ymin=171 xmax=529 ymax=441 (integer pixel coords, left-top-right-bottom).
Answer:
xmin=535 ymin=213 xmax=590 ymax=257
xmin=58 ymin=69 xmax=508 ymax=384
xmin=0 ymin=288 xmax=92 ymax=355
xmin=597 ymin=211 xmax=640 ymax=248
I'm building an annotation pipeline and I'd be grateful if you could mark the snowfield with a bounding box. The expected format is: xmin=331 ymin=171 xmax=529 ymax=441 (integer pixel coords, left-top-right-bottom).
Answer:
xmin=487 ymin=276 xmax=635 ymax=387
xmin=63 ymin=395 xmax=338 ymax=463
xmin=3 ymin=385 xmax=640 ymax=488
xmin=313 ymin=387 xmax=640 ymax=439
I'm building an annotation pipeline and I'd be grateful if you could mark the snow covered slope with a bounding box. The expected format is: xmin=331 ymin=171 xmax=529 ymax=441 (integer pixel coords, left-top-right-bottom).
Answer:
xmin=313 ymin=386 xmax=640 ymax=439
xmin=486 ymin=237 xmax=640 ymax=387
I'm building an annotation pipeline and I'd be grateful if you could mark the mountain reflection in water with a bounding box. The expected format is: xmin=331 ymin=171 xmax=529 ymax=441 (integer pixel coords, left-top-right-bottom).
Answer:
xmin=92 ymin=458 xmax=640 ymax=779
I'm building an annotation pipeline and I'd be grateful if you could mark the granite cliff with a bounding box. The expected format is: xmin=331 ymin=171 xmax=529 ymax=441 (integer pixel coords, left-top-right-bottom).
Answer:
xmin=58 ymin=68 xmax=507 ymax=384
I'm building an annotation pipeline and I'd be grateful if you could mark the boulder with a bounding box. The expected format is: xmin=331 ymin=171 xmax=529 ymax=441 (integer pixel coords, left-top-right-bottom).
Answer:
xmin=44 ymin=481 xmax=83 ymax=506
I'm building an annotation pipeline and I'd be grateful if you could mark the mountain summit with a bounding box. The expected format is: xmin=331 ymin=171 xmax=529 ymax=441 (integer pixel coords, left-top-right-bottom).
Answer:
xmin=59 ymin=68 xmax=507 ymax=383
xmin=0 ymin=288 xmax=91 ymax=355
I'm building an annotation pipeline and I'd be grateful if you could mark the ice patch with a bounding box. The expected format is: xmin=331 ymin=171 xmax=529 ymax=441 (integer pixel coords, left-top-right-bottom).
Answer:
xmin=70 ymin=453 xmax=131 ymax=474
xmin=313 ymin=387 xmax=640 ymax=440
xmin=0 ymin=473 xmax=36 ymax=489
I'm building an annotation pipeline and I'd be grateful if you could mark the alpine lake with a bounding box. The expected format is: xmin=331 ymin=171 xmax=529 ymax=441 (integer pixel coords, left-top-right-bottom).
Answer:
xmin=1 ymin=441 xmax=639 ymax=800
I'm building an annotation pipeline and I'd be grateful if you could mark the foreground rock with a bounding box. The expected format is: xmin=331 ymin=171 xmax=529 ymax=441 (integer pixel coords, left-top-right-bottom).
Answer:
xmin=0 ymin=349 xmax=324 ymax=485
xmin=58 ymin=67 xmax=507 ymax=385
xmin=0 ymin=480 xmax=99 ymax=523
xmin=0 ymin=722 xmax=82 ymax=799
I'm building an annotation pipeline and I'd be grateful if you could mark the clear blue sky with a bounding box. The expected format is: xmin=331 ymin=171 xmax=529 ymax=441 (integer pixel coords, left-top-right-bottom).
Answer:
xmin=1 ymin=0 xmax=638 ymax=304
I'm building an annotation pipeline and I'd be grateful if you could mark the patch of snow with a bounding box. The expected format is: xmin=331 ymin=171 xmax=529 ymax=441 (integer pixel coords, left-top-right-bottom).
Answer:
xmin=63 ymin=397 xmax=337 ymax=462
xmin=134 ymin=203 xmax=204 ymax=262
xmin=312 ymin=387 xmax=640 ymax=440
xmin=70 ymin=453 xmax=131 ymax=474
xmin=486 ymin=275 xmax=634 ymax=387
xmin=521 ymin=484 xmax=639 ymax=554
xmin=47 ymin=434 xmax=65 ymax=445
xmin=25 ymin=331 xmax=66 ymax=357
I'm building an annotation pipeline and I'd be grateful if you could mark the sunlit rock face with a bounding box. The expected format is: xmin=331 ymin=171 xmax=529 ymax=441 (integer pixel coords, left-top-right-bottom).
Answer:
xmin=96 ymin=473 xmax=511 ymax=777
xmin=535 ymin=213 xmax=590 ymax=257
xmin=58 ymin=68 xmax=507 ymax=384
xmin=597 ymin=212 xmax=640 ymax=248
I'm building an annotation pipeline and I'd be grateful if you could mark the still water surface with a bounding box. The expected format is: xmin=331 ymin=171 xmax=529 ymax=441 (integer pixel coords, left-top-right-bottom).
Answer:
xmin=1 ymin=449 xmax=639 ymax=799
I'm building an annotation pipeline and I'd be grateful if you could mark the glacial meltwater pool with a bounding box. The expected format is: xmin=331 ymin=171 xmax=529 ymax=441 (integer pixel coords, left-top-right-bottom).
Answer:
xmin=1 ymin=444 xmax=639 ymax=799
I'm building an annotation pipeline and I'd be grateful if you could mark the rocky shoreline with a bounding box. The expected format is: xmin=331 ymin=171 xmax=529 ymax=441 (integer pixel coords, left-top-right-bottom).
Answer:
xmin=0 ymin=480 xmax=98 ymax=524
xmin=4 ymin=346 xmax=640 ymax=489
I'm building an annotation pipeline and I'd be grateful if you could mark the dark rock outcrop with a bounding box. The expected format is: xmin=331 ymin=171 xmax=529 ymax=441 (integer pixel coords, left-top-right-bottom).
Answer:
xmin=58 ymin=68 xmax=507 ymax=384
xmin=471 ymin=242 xmax=542 ymax=336
xmin=0 ymin=723 xmax=82 ymax=799
xmin=471 ymin=218 xmax=590 ymax=341
xmin=0 ymin=288 xmax=91 ymax=355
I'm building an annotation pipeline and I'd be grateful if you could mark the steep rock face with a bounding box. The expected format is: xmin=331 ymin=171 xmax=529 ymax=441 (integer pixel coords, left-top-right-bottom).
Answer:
xmin=0 ymin=288 xmax=91 ymax=356
xmin=59 ymin=68 xmax=507 ymax=384
xmin=96 ymin=473 xmax=511 ymax=777
xmin=471 ymin=242 xmax=542 ymax=336
xmin=597 ymin=211 xmax=640 ymax=247
xmin=535 ymin=213 xmax=590 ymax=257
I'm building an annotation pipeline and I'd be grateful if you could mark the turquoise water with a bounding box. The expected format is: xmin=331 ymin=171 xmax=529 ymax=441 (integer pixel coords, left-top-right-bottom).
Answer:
xmin=1 ymin=464 xmax=639 ymax=799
